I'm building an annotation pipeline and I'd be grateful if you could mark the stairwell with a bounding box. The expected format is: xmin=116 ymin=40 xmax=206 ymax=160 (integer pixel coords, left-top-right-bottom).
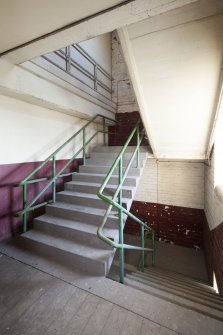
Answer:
xmin=1 ymin=141 xmax=223 ymax=333
xmin=6 ymin=145 xmax=149 ymax=277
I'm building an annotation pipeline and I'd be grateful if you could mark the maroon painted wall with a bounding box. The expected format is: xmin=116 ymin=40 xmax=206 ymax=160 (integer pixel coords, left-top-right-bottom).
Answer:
xmin=0 ymin=159 xmax=82 ymax=241
xmin=203 ymin=215 xmax=223 ymax=295
xmin=124 ymin=200 xmax=204 ymax=249
xmin=108 ymin=111 xmax=150 ymax=146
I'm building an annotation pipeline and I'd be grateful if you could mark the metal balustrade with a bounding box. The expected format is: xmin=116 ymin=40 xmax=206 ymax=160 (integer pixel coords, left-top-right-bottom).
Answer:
xmin=42 ymin=44 xmax=112 ymax=99
xmin=97 ymin=119 xmax=155 ymax=283
xmin=15 ymin=114 xmax=116 ymax=232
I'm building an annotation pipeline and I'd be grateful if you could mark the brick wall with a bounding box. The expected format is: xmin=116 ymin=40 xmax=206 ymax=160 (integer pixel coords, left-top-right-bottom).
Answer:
xmin=125 ymin=201 xmax=204 ymax=249
xmin=108 ymin=111 xmax=149 ymax=146
xmin=111 ymin=31 xmax=139 ymax=113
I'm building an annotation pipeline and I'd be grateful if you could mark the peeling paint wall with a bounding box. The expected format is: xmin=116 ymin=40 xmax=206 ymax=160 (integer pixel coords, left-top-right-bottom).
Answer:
xmin=125 ymin=201 xmax=204 ymax=249
xmin=125 ymin=158 xmax=205 ymax=249
xmin=111 ymin=31 xmax=139 ymax=113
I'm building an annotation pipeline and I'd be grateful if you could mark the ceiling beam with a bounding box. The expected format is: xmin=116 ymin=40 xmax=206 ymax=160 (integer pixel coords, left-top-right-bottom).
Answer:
xmin=0 ymin=0 xmax=197 ymax=64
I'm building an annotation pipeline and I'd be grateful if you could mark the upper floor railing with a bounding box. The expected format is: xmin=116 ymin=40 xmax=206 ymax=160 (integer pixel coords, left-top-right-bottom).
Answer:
xmin=42 ymin=44 xmax=112 ymax=99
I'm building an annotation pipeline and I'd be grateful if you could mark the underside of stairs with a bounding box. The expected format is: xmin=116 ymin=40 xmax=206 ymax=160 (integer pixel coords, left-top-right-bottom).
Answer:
xmin=7 ymin=145 xmax=149 ymax=277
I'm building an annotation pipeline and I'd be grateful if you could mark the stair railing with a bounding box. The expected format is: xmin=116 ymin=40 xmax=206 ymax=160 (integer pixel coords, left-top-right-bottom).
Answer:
xmin=97 ymin=119 xmax=155 ymax=283
xmin=15 ymin=114 xmax=117 ymax=233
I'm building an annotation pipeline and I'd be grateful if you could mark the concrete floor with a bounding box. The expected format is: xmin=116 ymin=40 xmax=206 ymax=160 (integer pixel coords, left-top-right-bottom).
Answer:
xmin=1 ymin=239 xmax=222 ymax=334
xmin=0 ymin=253 xmax=177 ymax=335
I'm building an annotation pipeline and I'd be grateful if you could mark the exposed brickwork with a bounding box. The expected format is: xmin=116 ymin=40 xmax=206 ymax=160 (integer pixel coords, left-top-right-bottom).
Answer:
xmin=0 ymin=158 xmax=82 ymax=241
xmin=203 ymin=215 xmax=223 ymax=296
xmin=108 ymin=111 xmax=149 ymax=146
xmin=124 ymin=200 xmax=204 ymax=249
xmin=111 ymin=31 xmax=139 ymax=113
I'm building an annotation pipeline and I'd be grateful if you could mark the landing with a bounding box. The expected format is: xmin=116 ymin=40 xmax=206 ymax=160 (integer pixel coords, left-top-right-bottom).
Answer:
xmin=108 ymin=234 xmax=209 ymax=283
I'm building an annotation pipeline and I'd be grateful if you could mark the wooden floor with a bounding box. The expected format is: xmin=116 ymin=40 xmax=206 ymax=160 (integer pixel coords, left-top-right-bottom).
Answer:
xmin=0 ymin=253 xmax=177 ymax=335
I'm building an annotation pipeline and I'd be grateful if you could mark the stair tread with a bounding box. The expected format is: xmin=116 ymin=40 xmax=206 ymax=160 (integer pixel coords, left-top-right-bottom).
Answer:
xmin=34 ymin=214 xmax=118 ymax=239
xmin=125 ymin=277 xmax=223 ymax=321
xmin=144 ymin=267 xmax=211 ymax=288
xmin=73 ymin=172 xmax=136 ymax=180
xmin=47 ymin=201 xmax=118 ymax=218
xmin=129 ymin=273 xmax=223 ymax=304
xmin=93 ymin=146 xmax=149 ymax=153
xmin=134 ymin=271 xmax=221 ymax=300
xmin=66 ymin=181 xmax=133 ymax=190
xmin=23 ymin=230 xmax=114 ymax=261
xmin=58 ymin=190 xmax=131 ymax=202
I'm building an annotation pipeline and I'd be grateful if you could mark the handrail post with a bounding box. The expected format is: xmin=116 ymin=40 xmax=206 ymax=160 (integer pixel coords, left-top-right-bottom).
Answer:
xmin=140 ymin=226 xmax=145 ymax=271
xmin=103 ymin=117 xmax=106 ymax=145
xmin=118 ymin=156 xmax=124 ymax=283
xmin=136 ymin=124 xmax=140 ymax=168
xmin=94 ymin=64 xmax=98 ymax=91
xmin=23 ymin=183 xmax=27 ymax=233
xmin=83 ymin=128 xmax=86 ymax=165
xmin=52 ymin=156 xmax=56 ymax=203
xmin=152 ymin=231 xmax=155 ymax=266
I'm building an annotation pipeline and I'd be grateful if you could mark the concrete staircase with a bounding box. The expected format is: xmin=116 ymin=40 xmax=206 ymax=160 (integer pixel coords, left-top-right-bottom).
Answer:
xmin=125 ymin=267 xmax=223 ymax=321
xmin=16 ymin=146 xmax=148 ymax=276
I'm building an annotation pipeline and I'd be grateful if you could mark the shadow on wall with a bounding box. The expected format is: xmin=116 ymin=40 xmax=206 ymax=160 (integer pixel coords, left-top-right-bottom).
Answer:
xmin=0 ymin=159 xmax=82 ymax=241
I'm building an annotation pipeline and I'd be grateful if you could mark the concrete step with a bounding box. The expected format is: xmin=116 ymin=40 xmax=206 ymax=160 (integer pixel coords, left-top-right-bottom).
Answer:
xmin=79 ymin=165 xmax=141 ymax=176
xmin=140 ymin=269 xmax=220 ymax=298
xmin=56 ymin=191 xmax=132 ymax=211
xmin=72 ymin=173 xmax=137 ymax=187
xmin=34 ymin=214 xmax=119 ymax=249
xmin=85 ymin=158 xmax=144 ymax=168
xmin=92 ymin=146 xmax=149 ymax=153
xmin=65 ymin=181 xmax=134 ymax=199
xmin=19 ymin=230 xmax=114 ymax=276
xmin=124 ymin=276 xmax=223 ymax=322
xmin=90 ymin=151 xmax=148 ymax=160
xmin=46 ymin=202 xmax=119 ymax=229
xmin=144 ymin=267 xmax=214 ymax=292
xmin=130 ymin=272 xmax=223 ymax=305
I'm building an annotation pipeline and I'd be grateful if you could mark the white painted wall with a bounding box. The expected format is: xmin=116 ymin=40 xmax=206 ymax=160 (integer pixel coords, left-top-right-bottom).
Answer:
xmin=0 ymin=95 xmax=103 ymax=164
xmin=135 ymin=158 xmax=204 ymax=209
xmin=120 ymin=2 xmax=223 ymax=160
xmin=79 ymin=34 xmax=112 ymax=75
xmin=0 ymin=58 xmax=115 ymax=120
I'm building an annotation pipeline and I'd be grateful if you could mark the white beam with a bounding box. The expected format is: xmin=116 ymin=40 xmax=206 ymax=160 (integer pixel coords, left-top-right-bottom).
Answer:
xmin=117 ymin=27 xmax=157 ymax=158
xmin=1 ymin=0 xmax=197 ymax=64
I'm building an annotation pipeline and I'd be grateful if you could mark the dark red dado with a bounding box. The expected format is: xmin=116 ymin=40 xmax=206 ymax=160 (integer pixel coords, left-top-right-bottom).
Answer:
xmin=203 ymin=215 xmax=223 ymax=296
xmin=108 ymin=111 xmax=150 ymax=147
xmin=0 ymin=159 xmax=82 ymax=241
xmin=124 ymin=200 xmax=204 ymax=249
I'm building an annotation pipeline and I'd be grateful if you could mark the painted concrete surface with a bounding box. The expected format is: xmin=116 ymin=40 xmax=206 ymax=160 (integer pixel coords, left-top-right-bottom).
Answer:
xmin=1 ymin=244 xmax=223 ymax=335
xmin=0 ymin=253 xmax=178 ymax=335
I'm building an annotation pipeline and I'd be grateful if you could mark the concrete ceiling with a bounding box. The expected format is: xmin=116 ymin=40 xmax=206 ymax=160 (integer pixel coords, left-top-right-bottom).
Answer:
xmin=0 ymin=0 xmax=125 ymax=53
xmin=0 ymin=0 xmax=197 ymax=64
xmin=119 ymin=0 xmax=223 ymax=160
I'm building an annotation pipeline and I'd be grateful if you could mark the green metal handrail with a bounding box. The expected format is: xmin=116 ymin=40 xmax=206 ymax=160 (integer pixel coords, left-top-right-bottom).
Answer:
xmin=97 ymin=119 xmax=155 ymax=283
xmin=15 ymin=113 xmax=116 ymax=232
